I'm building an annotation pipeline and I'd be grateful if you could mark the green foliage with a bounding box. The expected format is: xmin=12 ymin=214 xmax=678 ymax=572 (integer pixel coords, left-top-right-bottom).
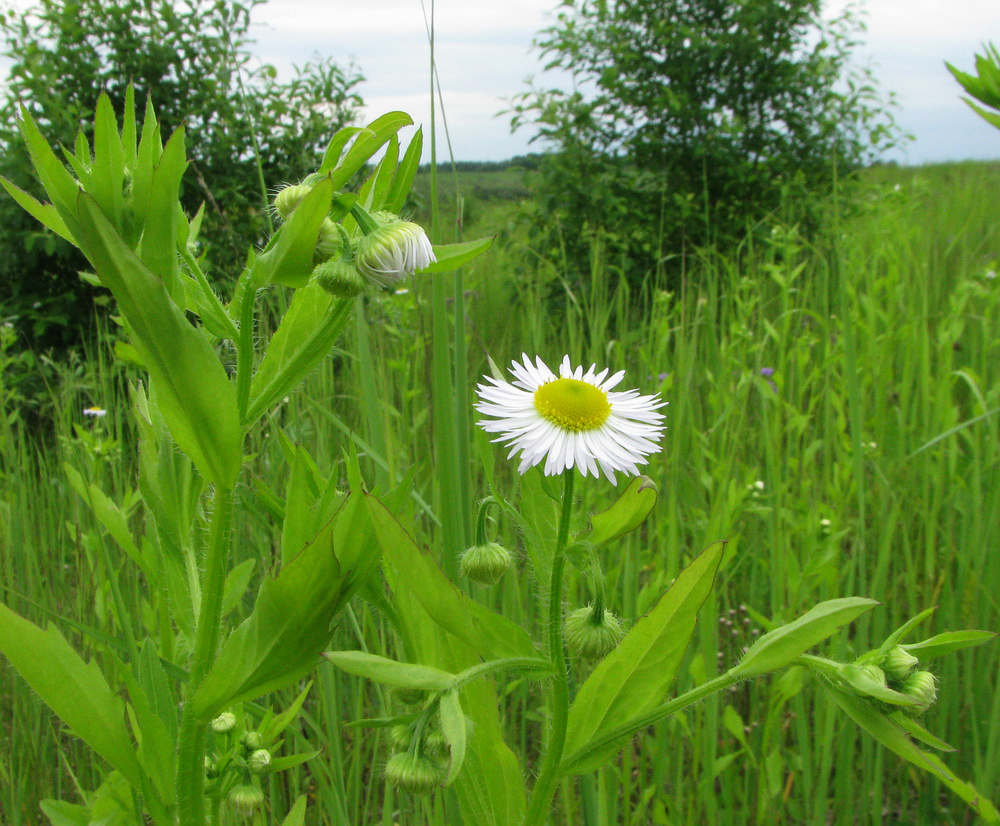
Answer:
xmin=0 ymin=0 xmax=363 ymax=349
xmin=947 ymin=43 xmax=1000 ymax=131
xmin=510 ymin=0 xmax=900 ymax=290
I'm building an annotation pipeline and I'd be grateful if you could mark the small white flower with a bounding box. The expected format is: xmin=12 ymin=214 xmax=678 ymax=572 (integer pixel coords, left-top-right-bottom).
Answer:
xmin=475 ymin=354 xmax=666 ymax=484
xmin=354 ymin=215 xmax=436 ymax=288
xmin=83 ymin=406 xmax=107 ymax=418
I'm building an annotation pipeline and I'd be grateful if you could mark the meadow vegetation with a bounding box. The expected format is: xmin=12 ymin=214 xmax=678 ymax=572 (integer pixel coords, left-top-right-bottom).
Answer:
xmin=1 ymin=154 xmax=998 ymax=823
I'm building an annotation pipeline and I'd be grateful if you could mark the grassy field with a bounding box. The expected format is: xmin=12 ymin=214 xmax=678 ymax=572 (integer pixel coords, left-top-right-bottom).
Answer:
xmin=1 ymin=159 xmax=998 ymax=824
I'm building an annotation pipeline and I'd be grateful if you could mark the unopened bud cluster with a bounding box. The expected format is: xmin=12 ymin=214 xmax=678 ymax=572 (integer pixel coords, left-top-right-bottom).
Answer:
xmin=460 ymin=541 xmax=514 ymax=585
xmin=205 ymin=710 xmax=279 ymax=817
xmin=383 ymin=721 xmax=450 ymax=795
xmin=271 ymin=182 xmax=436 ymax=299
xmin=844 ymin=645 xmax=938 ymax=716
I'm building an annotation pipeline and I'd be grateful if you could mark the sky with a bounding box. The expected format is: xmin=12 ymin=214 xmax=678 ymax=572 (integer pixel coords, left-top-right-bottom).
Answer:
xmin=247 ymin=0 xmax=1000 ymax=165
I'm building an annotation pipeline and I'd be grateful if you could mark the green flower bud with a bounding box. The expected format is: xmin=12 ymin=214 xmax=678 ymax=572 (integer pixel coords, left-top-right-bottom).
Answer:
xmin=240 ymin=730 xmax=263 ymax=753
xmin=881 ymin=645 xmax=919 ymax=681
xmin=204 ymin=755 xmax=219 ymax=779
xmin=354 ymin=212 xmax=436 ymax=288
xmin=315 ymin=217 xmax=349 ymax=259
xmin=389 ymin=724 xmax=414 ymax=751
xmin=248 ymin=748 xmax=272 ymax=775
xmin=273 ymin=183 xmax=312 ymax=220
xmin=384 ymin=751 xmax=445 ymax=795
xmin=565 ymin=604 xmax=626 ymax=660
xmin=211 ymin=712 xmax=236 ymax=734
xmin=228 ymin=784 xmax=265 ymax=816
xmin=460 ymin=542 xmax=514 ymax=586
xmin=313 ymin=259 xmax=366 ymax=298
xmin=423 ymin=729 xmax=447 ymax=761
xmin=901 ymin=670 xmax=938 ymax=715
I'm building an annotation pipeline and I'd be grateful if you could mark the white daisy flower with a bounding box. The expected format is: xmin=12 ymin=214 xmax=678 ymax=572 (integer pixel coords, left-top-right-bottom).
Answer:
xmin=354 ymin=213 xmax=436 ymax=288
xmin=475 ymin=354 xmax=666 ymax=484
xmin=83 ymin=406 xmax=107 ymax=418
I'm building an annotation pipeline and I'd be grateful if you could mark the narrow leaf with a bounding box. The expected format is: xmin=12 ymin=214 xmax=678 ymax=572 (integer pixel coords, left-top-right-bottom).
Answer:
xmin=251 ymin=177 xmax=334 ymax=288
xmin=419 ymin=237 xmax=494 ymax=274
xmin=324 ymin=651 xmax=455 ymax=690
xmin=902 ymin=630 xmax=996 ymax=661
xmin=578 ymin=475 xmax=657 ymax=548
xmin=439 ymin=689 xmax=468 ymax=785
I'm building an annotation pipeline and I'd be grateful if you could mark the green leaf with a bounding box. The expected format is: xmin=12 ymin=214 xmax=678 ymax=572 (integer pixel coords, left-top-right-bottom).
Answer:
xmin=732 ymin=597 xmax=879 ymax=678
xmin=18 ymin=106 xmax=83 ymax=236
xmin=383 ymin=127 xmax=423 ymax=213
xmin=73 ymin=195 xmax=243 ymax=488
xmin=260 ymin=681 xmax=313 ymax=742
xmin=280 ymin=796 xmax=308 ymax=826
xmin=138 ymin=125 xmax=187 ymax=304
xmin=40 ymin=800 xmax=90 ymax=826
xmin=90 ymin=92 xmax=126 ymax=234
xmin=824 ymin=684 xmax=999 ymax=822
xmin=366 ymin=496 xmax=540 ymax=661
xmin=221 ymin=558 xmax=256 ymax=616
xmin=838 ymin=664 xmax=919 ymax=708
xmin=268 ymin=751 xmax=321 ymax=773
xmin=578 ymin=475 xmax=657 ymax=548
xmin=318 ymin=125 xmax=367 ymax=174
xmin=439 ymin=689 xmax=468 ymax=785
xmin=324 ymin=651 xmax=455 ymax=690
xmin=562 ymin=541 xmax=726 ymax=774
xmin=0 ymin=603 xmax=145 ymax=793
xmin=328 ymin=112 xmax=414 ymax=190
xmin=190 ymin=492 xmax=380 ymax=721
xmin=0 ymin=177 xmax=75 ymax=243
xmin=902 ymin=630 xmax=996 ymax=661
xmin=245 ymin=283 xmax=352 ymax=425
xmin=419 ymin=237 xmax=494 ymax=274
xmin=250 ymin=177 xmax=334 ymax=288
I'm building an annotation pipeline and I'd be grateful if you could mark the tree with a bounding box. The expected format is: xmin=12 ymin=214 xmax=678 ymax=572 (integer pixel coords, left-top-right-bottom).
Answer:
xmin=0 ymin=0 xmax=362 ymax=349
xmin=510 ymin=0 xmax=899 ymax=288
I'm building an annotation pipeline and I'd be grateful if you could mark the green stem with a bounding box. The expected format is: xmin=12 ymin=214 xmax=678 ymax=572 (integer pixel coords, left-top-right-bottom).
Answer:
xmin=525 ymin=470 xmax=576 ymax=826
xmin=176 ymin=486 xmax=235 ymax=825
xmin=452 ymin=656 xmax=554 ymax=690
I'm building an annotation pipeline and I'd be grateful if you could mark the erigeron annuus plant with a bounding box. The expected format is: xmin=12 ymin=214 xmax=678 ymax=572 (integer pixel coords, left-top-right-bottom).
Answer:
xmin=0 ymin=89 xmax=489 ymax=825
xmin=0 ymin=89 xmax=996 ymax=826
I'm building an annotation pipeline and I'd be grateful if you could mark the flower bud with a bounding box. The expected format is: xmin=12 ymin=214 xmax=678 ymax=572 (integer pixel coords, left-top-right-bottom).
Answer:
xmin=273 ymin=183 xmax=312 ymax=220
xmin=881 ymin=646 xmax=919 ymax=681
xmin=313 ymin=259 xmax=366 ymax=298
xmin=459 ymin=542 xmax=514 ymax=586
xmin=248 ymin=748 xmax=272 ymax=775
xmin=565 ymin=604 xmax=626 ymax=660
xmin=228 ymin=784 xmax=265 ymax=816
xmin=240 ymin=730 xmax=263 ymax=752
xmin=354 ymin=212 xmax=436 ymax=288
xmin=901 ymin=670 xmax=937 ymax=715
xmin=423 ymin=729 xmax=447 ymax=761
xmin=389 ymin=725 xmax=414 ymax=751
xmin=211 ymin=712 xmax=236 ymax=734
xmin=384 ymin=751 xmax=445 ymax=794
xmin=204 ymin=755 xmax=219 ymax=779
xmin=315 ymin=217 xmax=348 ymax=260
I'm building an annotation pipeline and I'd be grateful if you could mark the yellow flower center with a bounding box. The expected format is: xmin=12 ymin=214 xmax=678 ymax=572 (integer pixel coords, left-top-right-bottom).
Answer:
xmin=533 ymin=378 xmax=611 ymax=431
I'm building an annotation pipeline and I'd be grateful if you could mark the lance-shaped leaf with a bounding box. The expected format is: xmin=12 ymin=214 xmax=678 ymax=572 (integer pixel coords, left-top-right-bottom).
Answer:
xmin=328 ymin=112 xmax=413 ymax=189
xmin=419 ymin=236 xmax=494 ymax=274
xmin=250 ymin=177 xmax=335 ymax=288
xmin=439 ymin=689 xmax=468 ymax=785
xmin=245 ymin=282 xmax=353 ymax=425
xmin=823 ymin=683 xmax=1000 ymax=822
xmin=902 ymin=630 xmax=997 ymax=661
xmin=562 ymin=540 xmax=726 ymax=774
xmin=190 ymin=492 xmax=380 ymax=721
xmin=366 ymin=496 xmax=540 ymax=661
xmin=382 ymin=127 xmax=423 ymax=213
xmin=324 ymin=651 xmax=455 ymax=690
xmin=731 ymin=597 xmax=879 ymax=678
xmin=0 ymin=178 xmax=75 ymax=243
xmin=577 ymin=475 xmax=657 ymax=548
xmin=73 ymin=195 xmax=242 ymax=487
xmin=0 ymin=603 xmax=145 ymax=794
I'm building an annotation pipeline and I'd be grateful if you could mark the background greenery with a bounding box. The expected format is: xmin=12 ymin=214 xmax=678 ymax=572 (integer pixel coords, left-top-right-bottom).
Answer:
xmin=0 ymin=0 xmax=998 ymax=822
xmin=1 ymin=157 xmax=998 ymax=824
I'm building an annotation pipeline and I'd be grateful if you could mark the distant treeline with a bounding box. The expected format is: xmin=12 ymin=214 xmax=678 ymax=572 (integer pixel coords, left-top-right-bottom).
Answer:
xmin=417 ymin=155 xmax=543 ymax=173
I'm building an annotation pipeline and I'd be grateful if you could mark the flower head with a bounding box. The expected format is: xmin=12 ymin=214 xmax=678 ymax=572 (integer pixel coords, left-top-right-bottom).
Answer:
xmin=475 ymin=354 xmax=665 ymax=484
xmin=83 ymin=406 xmax=107 ymax=418
xmin=354 ymin=212 xmax=436 ymax=288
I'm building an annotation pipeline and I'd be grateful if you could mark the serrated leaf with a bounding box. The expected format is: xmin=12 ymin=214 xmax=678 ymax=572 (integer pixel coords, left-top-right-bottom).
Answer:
xmin=732 ymin=597 xmax=879 ymax=678
xmin=562 ymin=541 xmax=726 ymax=774
xmin=73 ymin=194 xmax=242 ymax=488
xmin=190 ymin=492 xmax=380 ymax=720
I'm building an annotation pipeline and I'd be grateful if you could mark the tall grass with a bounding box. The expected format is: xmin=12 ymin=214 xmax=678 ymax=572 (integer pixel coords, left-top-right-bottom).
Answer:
xmin=1 ymin=161 xmax=998 ymax=824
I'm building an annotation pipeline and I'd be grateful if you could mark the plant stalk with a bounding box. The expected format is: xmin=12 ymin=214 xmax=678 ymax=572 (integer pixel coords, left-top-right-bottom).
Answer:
xmin=525 ymin=470 xmax=576 ymax=825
